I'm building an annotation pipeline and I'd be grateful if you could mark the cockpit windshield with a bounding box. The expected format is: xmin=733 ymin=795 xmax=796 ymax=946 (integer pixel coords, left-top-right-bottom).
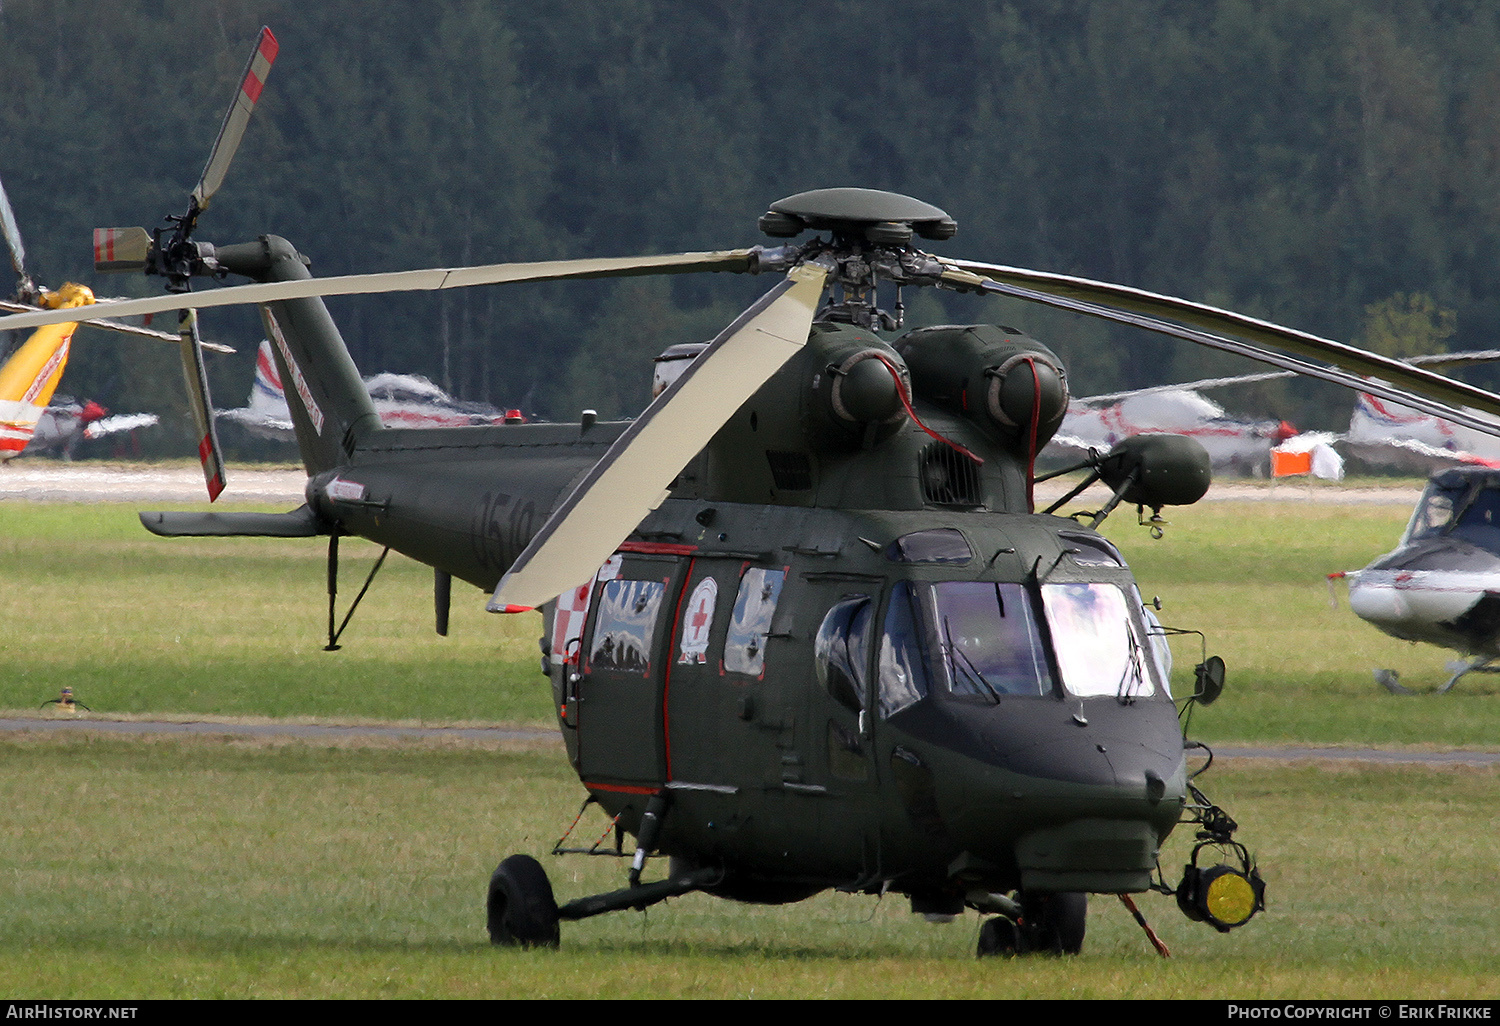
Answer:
xmin=878 ymin=581 xmax=1051 ymax=715
xmin=1403 ymin=475 xmax=1500 ymax=553
xmin=876 ymin=578 xmax=1156 ymax=715
xmin=1040 ymin=582 xmax=1154 ymax=699
xmin=876 ymin=576 xmax=1170 ymax=714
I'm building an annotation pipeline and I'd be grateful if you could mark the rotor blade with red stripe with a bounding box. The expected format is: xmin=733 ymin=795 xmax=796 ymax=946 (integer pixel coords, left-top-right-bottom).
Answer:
xmin=178 ymin=308 xmax=226 ymax=500
xmin=194 ymin=26 xmax=279 ymax=212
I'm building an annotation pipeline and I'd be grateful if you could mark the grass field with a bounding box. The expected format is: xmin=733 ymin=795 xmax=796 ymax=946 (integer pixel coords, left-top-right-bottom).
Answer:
xmin=2 ymin=489 xmax=1498 ymax=998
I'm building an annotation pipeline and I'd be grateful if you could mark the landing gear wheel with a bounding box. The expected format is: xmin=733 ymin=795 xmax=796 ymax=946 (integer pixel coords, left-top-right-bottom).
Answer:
xmin=1022 ymin=891 xmax=1087 ymax=954
xmin=977 ymin=916 xmax=1026 ymax=958
xmin=486 ymin=854 xmax=560 ymax=948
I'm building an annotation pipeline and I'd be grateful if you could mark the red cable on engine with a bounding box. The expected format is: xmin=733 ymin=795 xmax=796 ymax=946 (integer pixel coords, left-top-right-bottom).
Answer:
xmin=1024 ymin=355 xmax=1041 ymax=513
xmin=871 ymin=353 xmax=983 ymax=465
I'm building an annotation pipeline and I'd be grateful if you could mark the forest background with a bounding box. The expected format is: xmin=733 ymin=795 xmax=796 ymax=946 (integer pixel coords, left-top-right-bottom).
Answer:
xmin=4 ymin=0 xmax=1500 ymax=454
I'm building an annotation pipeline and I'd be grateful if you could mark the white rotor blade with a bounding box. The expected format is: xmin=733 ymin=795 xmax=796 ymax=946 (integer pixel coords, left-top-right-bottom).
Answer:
xmin=0 ymin=249 xmax=759 ymax=334
xmin=84 ymin=412 xmax=159 ymax=440
xmin=1077 ymin=350 xmax=1500 ymax=405
xmin=0 ymin=300 xmax=234 ymax=352
xmin=1079 ymin=369 xmax=1297 ymax=405
xmin=488 ymin=262 xmax=829 ymax=613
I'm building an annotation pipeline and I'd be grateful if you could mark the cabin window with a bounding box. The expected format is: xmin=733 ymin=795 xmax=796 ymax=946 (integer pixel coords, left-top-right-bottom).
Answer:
xmin=723 ymin=567 xmax=785 ymax=677
xmin=1040 ymin=582 xmax=1154 ymax=699
xmin=815 ymin=596 xmax=873 ymax=712
xmin=589 ymin=579 xmax=665 ymax=674
xmin=1056 ymin=531 xmax=1124 ymax=567
xmin=878 ymin=582 xmax=931 ymax=717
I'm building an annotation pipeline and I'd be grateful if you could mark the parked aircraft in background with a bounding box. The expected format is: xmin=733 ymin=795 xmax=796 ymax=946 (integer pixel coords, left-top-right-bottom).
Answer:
xmin=1332 ymin=465 xmax=1500 ymax=693
xmin=218 ymin=339 xmax=525 ymax=442
xmin=1052 ymin=351 xmax=1500 ymax=481
xmin=1044 ymin=371 xmax=1338 ymax=479
xmin=1340 ymin=388 xmax=1500 ymax=474
xmin=22 ymin=398 xmax=158 ymax=459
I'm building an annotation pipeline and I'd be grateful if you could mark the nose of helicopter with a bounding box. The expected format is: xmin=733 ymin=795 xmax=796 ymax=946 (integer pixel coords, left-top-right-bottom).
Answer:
xmin=910 ymin=698 xmax=1188 ymax=893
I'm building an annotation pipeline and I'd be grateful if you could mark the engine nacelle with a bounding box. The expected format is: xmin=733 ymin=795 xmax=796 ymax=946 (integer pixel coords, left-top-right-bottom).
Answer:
xmin=893 ymin=324 xmax=1068 ymax=457
xmin=802 ymin=324 xmax=910 ymax=452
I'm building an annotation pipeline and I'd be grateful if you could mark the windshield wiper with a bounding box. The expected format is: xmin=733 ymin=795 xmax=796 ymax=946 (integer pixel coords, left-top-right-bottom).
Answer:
xmin=942 ymin=616 xmax=1001 ymax=703
xmin=1116 ymin=623 xmax=1147 ymax=703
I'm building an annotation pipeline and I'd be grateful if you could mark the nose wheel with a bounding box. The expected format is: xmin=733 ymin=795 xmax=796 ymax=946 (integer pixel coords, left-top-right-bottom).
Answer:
xmin=976 ymin=891 xmax=1087 ymax=957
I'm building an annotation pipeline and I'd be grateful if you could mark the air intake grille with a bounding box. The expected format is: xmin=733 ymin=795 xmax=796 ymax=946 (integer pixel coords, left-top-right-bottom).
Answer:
xmin=766 ymin=450 xmax=813 ymax=491
xmin=919 ymin=441 xmax=982 ymax=506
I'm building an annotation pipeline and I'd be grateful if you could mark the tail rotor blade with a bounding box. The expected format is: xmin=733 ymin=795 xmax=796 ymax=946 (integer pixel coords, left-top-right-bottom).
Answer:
xmin=178 ymin=308 xmax=227 ymax=500
xmin=193 ymin=26 xmax=279 ymax=213
xmin=488 ymin=263 xmax=829 ymax=612
xmin=93 ymin=227 xmax=153 ymax=273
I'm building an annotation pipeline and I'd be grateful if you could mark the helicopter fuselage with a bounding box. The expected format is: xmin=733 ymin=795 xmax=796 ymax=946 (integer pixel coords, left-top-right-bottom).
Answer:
xmin=300 ymin=365 xmax=1190 ymax=904
xmin=1345 ymin=467 xmax=1500 ymax=656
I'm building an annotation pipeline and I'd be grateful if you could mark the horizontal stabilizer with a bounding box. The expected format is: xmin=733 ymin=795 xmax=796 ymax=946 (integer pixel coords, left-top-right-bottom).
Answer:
xmin=139 ymin=504 xmax=325 ymax=538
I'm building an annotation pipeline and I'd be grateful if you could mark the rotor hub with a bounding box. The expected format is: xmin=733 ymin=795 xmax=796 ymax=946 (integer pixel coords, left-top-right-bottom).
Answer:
xmin=756 ymin=190 xmax=956 ymax=331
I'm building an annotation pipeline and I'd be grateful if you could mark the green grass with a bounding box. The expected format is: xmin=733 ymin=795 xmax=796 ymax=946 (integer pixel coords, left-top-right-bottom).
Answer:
xmin=6 ymin=493 xmax=1489 ymax=744
xmin=0 ymin=502 xmax=553 ymax=725
xmin=0 ymin=734 xmax=1495 ymax=998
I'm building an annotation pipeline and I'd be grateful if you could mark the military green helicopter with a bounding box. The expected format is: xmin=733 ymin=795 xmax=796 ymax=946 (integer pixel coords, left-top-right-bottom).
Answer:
xmin=13 ymin=28 xmax=1500 ymax=959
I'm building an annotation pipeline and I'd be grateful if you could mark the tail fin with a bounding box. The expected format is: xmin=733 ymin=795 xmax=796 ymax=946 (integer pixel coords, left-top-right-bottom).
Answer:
xmin=218 ymin=236 xmax=381 ymax=474
xmin=250 ymin=337 xmax=286 ymax=409
xmin=0 ymin=284 xmax=93 ymax=460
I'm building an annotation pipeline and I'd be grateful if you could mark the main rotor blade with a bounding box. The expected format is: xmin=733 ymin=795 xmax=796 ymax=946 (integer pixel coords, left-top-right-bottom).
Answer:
xmin=1076 ymin=350 xmax=1500 ymax=405
xmin=193 ymin=26 xmax=279 ymax=212
xmin=0 ymin=177 xmax=24 ymax=283
xmin=0 ymin=249 xmax=760 ymax=334
xmin=941 ymin=260 xmax=1500 ymax=435
xmin=1078 ymin=369 xmax=1296 ymax=405
xmin=0 ymin=300 xmax=235 ymax=352
xmin=488 ymin=263 xmax=830 ymax=613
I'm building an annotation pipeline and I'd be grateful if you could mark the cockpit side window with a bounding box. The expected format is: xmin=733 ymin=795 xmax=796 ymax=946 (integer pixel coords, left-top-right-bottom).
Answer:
xmin=1451 ymin=486 xmax=1500 ymax=552
xmin=878 ymin=582 xmax=931 ymax=717
xmin=816 ymin=596 xmax=873 ymax=713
